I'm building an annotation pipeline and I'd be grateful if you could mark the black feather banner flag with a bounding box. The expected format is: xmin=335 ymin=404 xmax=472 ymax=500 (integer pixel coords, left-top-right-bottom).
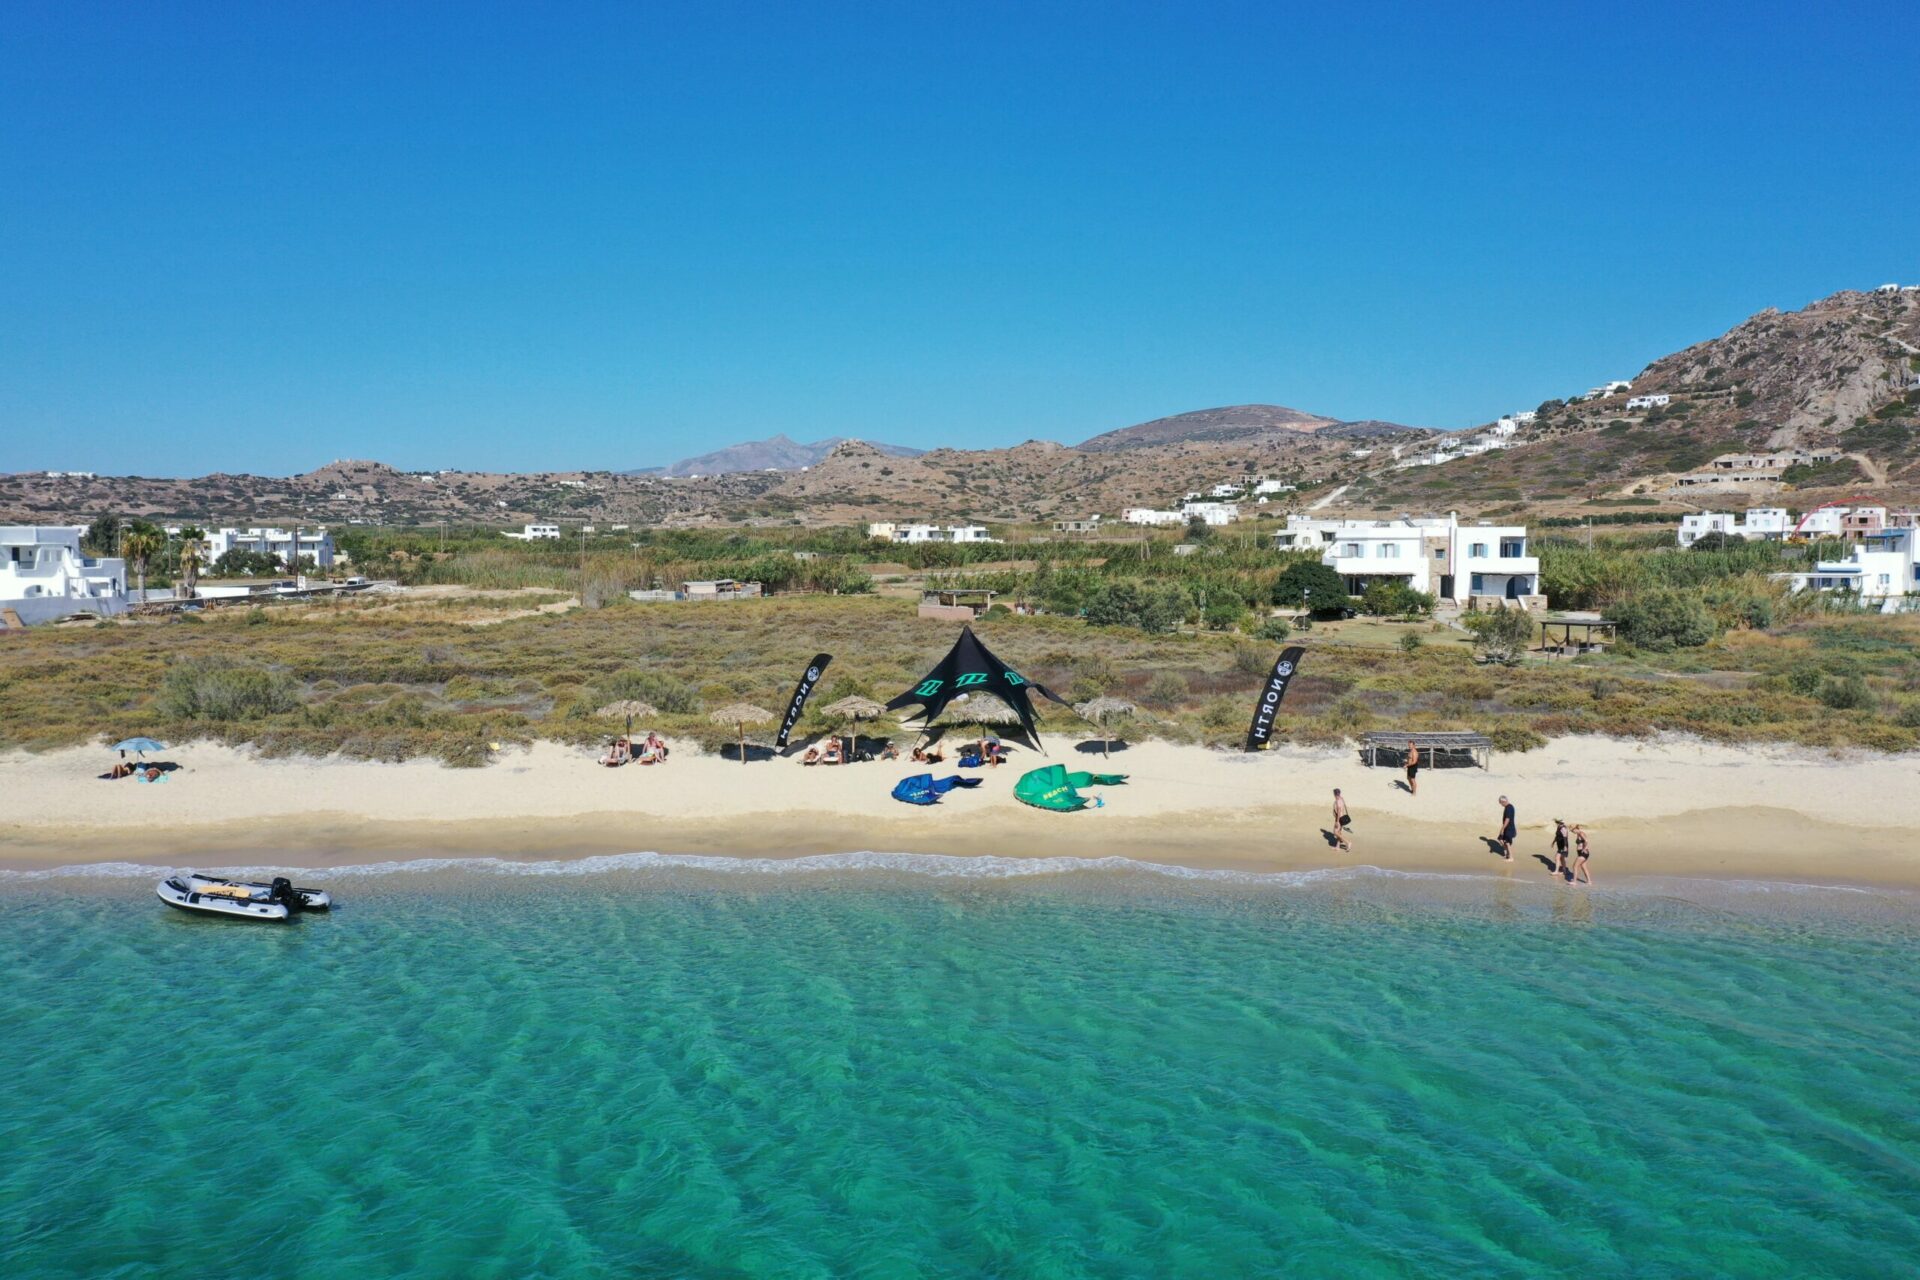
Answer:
xmin=1244 ymin=645 xmax=1307 ymax=751
xmin=886 ymin=626 xmax=1067 ymax=751
xmin=774 ymin=653 xmax=833 ymax=748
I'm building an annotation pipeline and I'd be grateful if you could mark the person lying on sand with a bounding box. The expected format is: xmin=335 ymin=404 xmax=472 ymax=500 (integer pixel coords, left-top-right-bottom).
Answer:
xmin=912 ymin=744 xmax=945 ymax=764
xmin=802 ymin=747 xmax=822 ymax=765
xmin=104 ymin=761 xmax=134 ymax=780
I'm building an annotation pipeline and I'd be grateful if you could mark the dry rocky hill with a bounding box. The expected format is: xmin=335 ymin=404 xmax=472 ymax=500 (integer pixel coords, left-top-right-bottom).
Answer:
xmin=645 ymin=434 xmax=923 ymax=477
xmin=1349 ymin=288 xmax=1920 ymax=513
xmin=8 ymin=288 xmax=1915 ymax=527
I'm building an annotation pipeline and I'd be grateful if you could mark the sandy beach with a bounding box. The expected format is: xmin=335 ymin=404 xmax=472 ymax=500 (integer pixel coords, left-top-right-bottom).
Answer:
xmin=5 ymin=735 xmax=1919 ymax=887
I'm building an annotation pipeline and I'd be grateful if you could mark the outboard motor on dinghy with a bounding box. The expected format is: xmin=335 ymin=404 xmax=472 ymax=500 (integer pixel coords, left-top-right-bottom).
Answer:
xmin=269 ymin=877 xmax=301 ymax=909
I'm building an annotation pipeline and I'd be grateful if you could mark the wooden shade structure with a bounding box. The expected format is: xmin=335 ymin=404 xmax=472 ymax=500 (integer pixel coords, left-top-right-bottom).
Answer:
xmin=708 ymin=702 xmax=775 ymax=765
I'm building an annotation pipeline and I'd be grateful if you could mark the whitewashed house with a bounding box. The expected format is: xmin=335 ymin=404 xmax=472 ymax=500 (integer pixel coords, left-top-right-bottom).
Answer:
xmin=1627 ymin=394 xmax=1672 ymax=411
xmin=1122 ymin=508 xmax=1186 ymax=527
xmin=1796 ymin=507 xmax=1848 ymax=538
xmin=865 ymin=522 xmax=898 ymax=540
xmin=1178 ymin=501 xmax=1240 ymax=526
xmin=1780 ymin=528 xmax=1919 ymax=611
xmin=1 ymin=526 xmax=127 ymax=624
xmin=1278 ymin=514 xmax=1540 ymax=608
xmin=1676 ymin=508 xmax=1794 ymax=546
xmin=199 ymin=527 xmax=336 ymax=568
xmin=1252 ymin=479 xmax=1295 ymax=496
xmin=503 ymin=523 xmax=562 ymax=542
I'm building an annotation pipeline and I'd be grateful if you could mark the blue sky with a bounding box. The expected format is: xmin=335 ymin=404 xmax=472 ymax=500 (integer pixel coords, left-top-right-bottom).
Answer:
xmin=3 ymin=1 xmax=1915 ymax=476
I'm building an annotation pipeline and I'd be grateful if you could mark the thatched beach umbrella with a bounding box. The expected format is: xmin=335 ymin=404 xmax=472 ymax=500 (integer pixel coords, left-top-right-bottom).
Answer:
xmin=1074 ymin=696 xmax=1138 ymax=758
xmin=929 ymin=694 xmax=1026 ymax=755
xmin=708 ymin=702 xmax=775 ymax=765
xmin=596 ymin=699 xmax=659 ymax=741
xmin=819 ymin=694 xmax=889 ymax=754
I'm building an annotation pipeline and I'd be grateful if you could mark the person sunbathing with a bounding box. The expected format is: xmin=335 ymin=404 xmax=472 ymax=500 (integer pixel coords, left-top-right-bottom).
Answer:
xmin=107 ymin=761 xmax=134 ymax=780
xmin=821 ymin=739 xmax=844 ymax=765
xmin=802 ymin=746 xmax=822 ymax=765
xmin=878 ymin=742 xmax=900 ymax=761
xmin=912 ymin=744 xmax=946 ymax=764
xmin=600 ymin=738 xmax=631 ymax=767
xmin=643 ymin=732 xmax=668 ymax=762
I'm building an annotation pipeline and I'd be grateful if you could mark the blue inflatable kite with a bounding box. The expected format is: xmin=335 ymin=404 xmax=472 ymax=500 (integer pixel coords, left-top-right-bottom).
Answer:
xmin=890 ymin=774 xmax=983 ymax=806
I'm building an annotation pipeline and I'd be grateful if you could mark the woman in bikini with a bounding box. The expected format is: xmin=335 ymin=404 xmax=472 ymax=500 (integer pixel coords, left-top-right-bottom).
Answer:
xmin=1572 ymin=825 xmax=1593 ymax=886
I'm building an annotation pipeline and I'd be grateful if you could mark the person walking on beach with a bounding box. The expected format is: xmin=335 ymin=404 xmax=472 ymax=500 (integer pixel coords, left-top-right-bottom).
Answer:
xmin=1404 ymin=740 xmax=1420 ymax=796
xmin=1332 ymin=788 xmax=1352 ymax=851
xmin=1572 ymin=825 xmax=1593 ymax=886
xmin=1496 ymin=795 xmax=1517 ymax=861
xmin=1551 ymin=819 xmax=1572 ymax=880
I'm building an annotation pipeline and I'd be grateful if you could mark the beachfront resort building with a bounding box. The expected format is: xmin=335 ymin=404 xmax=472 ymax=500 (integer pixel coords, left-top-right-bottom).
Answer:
xmin=1273 ymin=513 xmax=1542 ymax=609
xmin=1 ymin=526 xmax=128 ymax=625
xmin=1779 ymin=527 xmax=1920 ymax=612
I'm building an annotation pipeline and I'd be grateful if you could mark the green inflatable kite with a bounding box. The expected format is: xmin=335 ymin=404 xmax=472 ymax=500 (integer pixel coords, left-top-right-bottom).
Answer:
xmin=1013 ymin=764 xmax=1128 ymax=812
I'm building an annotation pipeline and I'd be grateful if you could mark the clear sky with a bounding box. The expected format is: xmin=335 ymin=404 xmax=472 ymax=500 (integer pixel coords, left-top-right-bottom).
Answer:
xmin=3 ymin=1 xmax=1915 ymax=476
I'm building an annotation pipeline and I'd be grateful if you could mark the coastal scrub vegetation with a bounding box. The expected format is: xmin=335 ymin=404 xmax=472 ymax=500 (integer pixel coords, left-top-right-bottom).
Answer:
xmin=5 ymin=587 xmax=1919 ymax=765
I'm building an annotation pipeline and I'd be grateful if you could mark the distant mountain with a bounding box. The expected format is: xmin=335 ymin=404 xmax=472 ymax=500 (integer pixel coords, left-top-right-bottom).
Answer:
xmin=644 ymin=434 xmax=923 ymax=477
xmin=1078 ymin=404 xmax=1340 ymax=451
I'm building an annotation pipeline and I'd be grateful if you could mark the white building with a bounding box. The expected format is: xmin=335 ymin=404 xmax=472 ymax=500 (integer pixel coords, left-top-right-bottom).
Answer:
xmin=1274 ymin=513 xmax=1542 ymax=608
xmin=1627 ymin=394 xmax=1672 ymax=411
xmin=1 ymin=526 xmax=127 ymax=624
xmin=504 ymin=524 xmax=562 ymax=541
xmin=192 ymin=527 xmax=336 ymax=568
xmin=1252 ymin=479 xmax=1295 ymax=496
xmin=865 ymin=522 xmax=897 ymax=540
xmin=1208 ymin=482 xmax=1242 ymax=498
xmin=1873 ymin=283 xmax=1901 ymax=295
xmin=1780 ymin=528 xmax=1919 ymax=612
xmin=1676 ymin=508 xmax=1793 ymax=547
xmin=1508 ymin=410 xmax=1537 ymax=425
xmin=1796 ymin=507 xmax=1848 ymax=538
xmin=1122 ymin=508 xmax=1186 ymax=527
xmin=1178 ymin=501 xmax=1240 ymax=526
xmin=880 ymin=523 xmax=999 ymax=544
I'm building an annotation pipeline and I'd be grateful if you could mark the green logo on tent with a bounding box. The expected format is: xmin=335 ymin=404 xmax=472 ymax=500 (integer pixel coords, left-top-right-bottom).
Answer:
xmin=1004 ymin=671 xmax=1027 ymax=686
xmin=955 ymin=672 xmax=987 ymax=688
xmin=914 ymin=678 xmax=943 ymax=698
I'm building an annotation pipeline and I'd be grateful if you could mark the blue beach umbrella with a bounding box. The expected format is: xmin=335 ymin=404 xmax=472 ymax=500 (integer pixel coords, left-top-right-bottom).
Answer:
xmin=110 ymin=737 xmax=167 ymax=757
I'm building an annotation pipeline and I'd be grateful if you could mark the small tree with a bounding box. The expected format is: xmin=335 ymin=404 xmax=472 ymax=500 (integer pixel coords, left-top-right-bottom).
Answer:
xmin=1613 ymin=589 xmax=1715 ymax=651
xmin=175 ymin=526 xmax=206 ymax=600
xmin=1463 ymin=605 xmax=1534 ymax=666
xmin=1272 ymin=561 xmax=1350 ymax=617
xmin=120 ymin=522 xmax=164 ymax=603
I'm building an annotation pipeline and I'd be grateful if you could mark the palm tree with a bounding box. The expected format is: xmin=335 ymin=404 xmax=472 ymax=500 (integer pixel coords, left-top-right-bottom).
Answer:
xmin=120 ymin=523 xmax=164 ymax=604
xmin=175 ymin=526 xmax=205 ymax=600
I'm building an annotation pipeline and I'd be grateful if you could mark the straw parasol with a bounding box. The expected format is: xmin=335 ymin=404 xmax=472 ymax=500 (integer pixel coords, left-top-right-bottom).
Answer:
xmin=819 ymin=695 xmax=889 ymax=754
xmin=708 ymin=702 xmax=774 ymax=764
xmin=928 ymin=694 xmax=1025 ymax=754
xmin=1074 ymin=697 xmax=1138 ymax=758
xmin=596 ymin=700 xmax=658 ymax=741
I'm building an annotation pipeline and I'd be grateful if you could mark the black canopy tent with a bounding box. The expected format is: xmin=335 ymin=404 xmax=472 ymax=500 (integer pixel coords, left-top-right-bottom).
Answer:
xmin=885 ymin=626 xmax=1068 ymax=751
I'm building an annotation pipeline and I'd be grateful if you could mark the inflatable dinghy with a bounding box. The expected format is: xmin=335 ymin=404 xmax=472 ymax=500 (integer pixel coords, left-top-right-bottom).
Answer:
xmin=156 ymin=872 xmax=331 ymax=921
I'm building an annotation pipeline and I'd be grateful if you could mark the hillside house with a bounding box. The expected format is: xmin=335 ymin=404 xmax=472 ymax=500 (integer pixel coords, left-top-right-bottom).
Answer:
xmin=1122 ymin=508 xmax=1185 ymax=527
xmin=504 ymin=523 xmax=562 ymax=541
xmin=1626 ymin=394 xmax=1672 ymax=410
xmin=1 ymin=526 xmax=127 ymax=624
xmin=1179 ymin=501 xmax=1240 ymax=525
xmin=1051 ymin=518 xmax=1101 ymax=535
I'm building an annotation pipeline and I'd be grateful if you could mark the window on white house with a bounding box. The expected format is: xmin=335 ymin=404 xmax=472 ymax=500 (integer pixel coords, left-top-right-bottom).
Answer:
xmin=1470 ymin=542 xmax=1489 ymax=558
xmin=1376 ymin=544 xmax=1399 ymax=558
xmin=1470 ymin=574 xmax=1485 ymax=593
xmin=1500 ymin=538 xmax=1525 ymax=557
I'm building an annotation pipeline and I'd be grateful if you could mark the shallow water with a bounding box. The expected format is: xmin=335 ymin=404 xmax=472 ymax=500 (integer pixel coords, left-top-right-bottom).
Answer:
xmin=4 ymin=857 xmax=1918 ymax=1278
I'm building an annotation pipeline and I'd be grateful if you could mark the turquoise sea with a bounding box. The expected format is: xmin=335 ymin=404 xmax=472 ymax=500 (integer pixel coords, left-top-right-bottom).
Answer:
xmin=3 ymin=855 xmax=1918 ymax=1278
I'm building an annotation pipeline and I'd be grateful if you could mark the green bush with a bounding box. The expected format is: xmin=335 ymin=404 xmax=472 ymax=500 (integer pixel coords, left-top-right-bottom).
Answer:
xmin=1399 ymin=632 xmax=1424 ymax=653
xmin=1272 ymin=561 xmax=1350 ymax=617
xmin=1818 ymin=674 xmax=1874 ymax=711
xmin=1785 ymin=665 xmax=1823 ymax=696
xmin=1462 ymin=606 xmax=1534 ymax=666
xmin=1257 ymin=617 xmax=1292 ymax=642
xmin=158 ymin=659 xmax=299 ymax=721
xmin=1612 ymin=590 xmax=1715 ymax=651
xmin=596 ymin=669 xmax=698 ymax=713
xmin=1085 ymin=580 xmax=1190 ymax=633
xmin=1361 ymin=579 xmax=1435 ymax=619
xmin=1486 ymin=723 xmax=1547 ymax=752
xmin=1146 ymin=671 xmax=1190 ymax=706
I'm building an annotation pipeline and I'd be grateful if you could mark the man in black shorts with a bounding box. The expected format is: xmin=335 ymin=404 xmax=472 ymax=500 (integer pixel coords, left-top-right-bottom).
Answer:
xmin=1332 ymin=788 xmax=1352 ymax=851
xmin=1405 ymin=740 xmax=1420 ymax=796
xmin=1496 ymin=795 xmax=1517 ymax=861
